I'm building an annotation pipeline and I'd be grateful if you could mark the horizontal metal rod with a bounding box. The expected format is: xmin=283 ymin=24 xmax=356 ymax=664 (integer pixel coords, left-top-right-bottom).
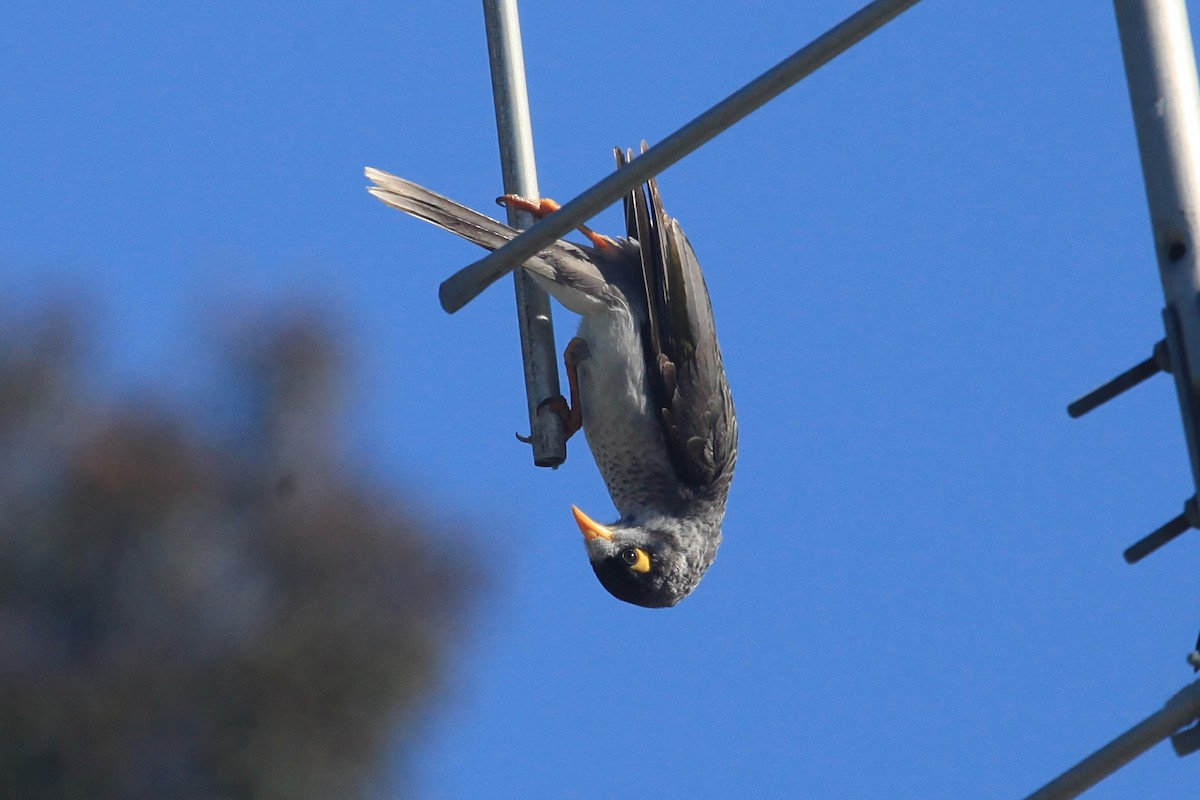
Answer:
xmin=1022 ymin=678 xmax=1200 ymax=800
xmin=1124 ymin=508 xmax=1192 ymax=563
xmin=438 ymin=0 xmax=924 ymax=313
xmin=1067 ymin=354 xmax=1162 ymax=418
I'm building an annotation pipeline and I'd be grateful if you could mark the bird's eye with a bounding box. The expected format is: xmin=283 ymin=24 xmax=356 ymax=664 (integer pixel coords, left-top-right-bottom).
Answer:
xmin=619 ymin=547 xmax=652 ymax=573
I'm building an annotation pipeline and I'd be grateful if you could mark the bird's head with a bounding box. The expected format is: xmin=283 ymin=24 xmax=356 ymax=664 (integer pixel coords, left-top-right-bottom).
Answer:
xmin=571 ymin=505 xmax=720 ymax=608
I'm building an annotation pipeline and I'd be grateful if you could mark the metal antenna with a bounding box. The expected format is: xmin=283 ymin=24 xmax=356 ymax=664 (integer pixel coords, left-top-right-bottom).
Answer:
xmin=1032 ymin=0 xmax=1200 ymax=795
xmin=440 ymin=0 xmax=924 ymax=314
xmin=1022 ymin=679 xmax=1200 ymax=800
xmin=1069 ymin=0 xmax=1200 ymax=560
xmin=482 ymin=0 xmax=567 ymax=467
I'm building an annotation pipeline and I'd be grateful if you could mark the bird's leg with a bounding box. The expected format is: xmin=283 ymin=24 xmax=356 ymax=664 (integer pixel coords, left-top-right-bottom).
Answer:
xmin=515 ymin=337 xmax=587 ymax=444
xmin=535 ymin=336 xmax=588 ymax=439
xmin=561 ymin=336 xmax=588 ymax=435
xmin=496 ymin=195 xmax=616 ymax=250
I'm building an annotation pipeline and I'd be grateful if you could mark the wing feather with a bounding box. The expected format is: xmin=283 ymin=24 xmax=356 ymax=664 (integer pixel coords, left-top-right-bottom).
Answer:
xmin=618 ymin=149 xmax=737 ymax=495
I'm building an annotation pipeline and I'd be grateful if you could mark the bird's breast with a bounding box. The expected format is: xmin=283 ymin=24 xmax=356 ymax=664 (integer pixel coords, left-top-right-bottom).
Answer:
xmin=575 ymin=311 xmax=680 ymax=516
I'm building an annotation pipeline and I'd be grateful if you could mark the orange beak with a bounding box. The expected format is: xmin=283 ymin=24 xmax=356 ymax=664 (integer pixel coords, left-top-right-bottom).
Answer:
xmin=571 ymin=505 xmax=614 ymax=541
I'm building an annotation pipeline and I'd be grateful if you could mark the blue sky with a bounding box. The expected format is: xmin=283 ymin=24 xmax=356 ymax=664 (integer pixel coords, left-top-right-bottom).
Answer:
xmin=3 ymin=1 xmax=1198 ymax=797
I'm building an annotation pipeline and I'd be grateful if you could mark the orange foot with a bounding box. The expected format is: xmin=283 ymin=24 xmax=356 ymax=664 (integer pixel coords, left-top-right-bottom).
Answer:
xmin=515 ymin=336 xmax=588 ymax=445
xmin=496 ymin=194 xmax=616 ymax=250
xmin=552 ymin=336 xmax=588 ymax=438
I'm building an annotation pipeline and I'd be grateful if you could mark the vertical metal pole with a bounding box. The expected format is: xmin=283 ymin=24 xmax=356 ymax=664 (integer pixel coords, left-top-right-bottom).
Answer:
xmin=443 ymin=0 xmax=924 ymax=313
xmin=1115 ymin=0 xmax=1200 ymax=499
xmin=482 ymin=0 xmax=567 ymax=467
xmin=1023 ymin=11 xmax=1200 ymax=797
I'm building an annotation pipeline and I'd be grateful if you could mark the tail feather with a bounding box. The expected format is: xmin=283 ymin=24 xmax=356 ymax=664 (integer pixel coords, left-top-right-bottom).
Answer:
xmin=366 ymin=167 xmax=515 ymax=252
xmin=365 ymin=167 xmax=613 ymax=315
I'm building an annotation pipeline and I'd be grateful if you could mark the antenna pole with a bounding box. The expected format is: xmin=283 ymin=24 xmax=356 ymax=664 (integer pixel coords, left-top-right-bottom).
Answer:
xmin=483 ymin=0 xmax=567 ymax=467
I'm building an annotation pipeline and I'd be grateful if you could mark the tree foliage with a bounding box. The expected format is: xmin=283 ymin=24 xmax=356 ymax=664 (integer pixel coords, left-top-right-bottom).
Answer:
xmin=0 ymin=310 xmax=474 ymax=799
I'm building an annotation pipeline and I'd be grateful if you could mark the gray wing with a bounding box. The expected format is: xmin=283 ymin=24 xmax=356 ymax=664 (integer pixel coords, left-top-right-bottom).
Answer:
xmin=365 ymin=167 xmax=615 ymax=316
xmin=616 ymin=148 xmax=738 ymax=497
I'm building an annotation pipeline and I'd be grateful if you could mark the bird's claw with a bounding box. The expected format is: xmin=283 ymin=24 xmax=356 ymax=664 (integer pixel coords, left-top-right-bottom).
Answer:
xmin=537 ymin=394 xmax=570 ymax=415
xmin=516 ymin=392 xmax=581 ymax=445
xmin=496 ymin=194 xmax=615 ymax=250
xmin=539 ymin=393 xmax=582 ymax=438
xmin=497 ymin=194 xmax=561 ymax=217
xmin=564 ymin=337 xmax=590 ymax=367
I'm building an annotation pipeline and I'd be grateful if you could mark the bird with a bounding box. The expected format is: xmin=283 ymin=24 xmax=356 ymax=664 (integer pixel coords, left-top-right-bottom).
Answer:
xmin=365 ymin=146 xmax=737 ymax=607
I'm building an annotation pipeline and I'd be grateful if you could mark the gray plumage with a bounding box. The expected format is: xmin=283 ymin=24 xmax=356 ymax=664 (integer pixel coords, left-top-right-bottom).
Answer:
xmin=366 ymin=147 xmax=737 ymax=607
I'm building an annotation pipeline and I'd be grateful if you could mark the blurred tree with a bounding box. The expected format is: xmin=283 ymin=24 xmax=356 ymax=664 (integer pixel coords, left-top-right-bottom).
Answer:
xmin=0 ymin=309 xmax=474 ymax=799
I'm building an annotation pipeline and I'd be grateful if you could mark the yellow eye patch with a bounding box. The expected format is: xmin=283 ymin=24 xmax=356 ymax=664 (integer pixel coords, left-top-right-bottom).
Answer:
xmin=620 ymin=547 xmax=652 ymax=573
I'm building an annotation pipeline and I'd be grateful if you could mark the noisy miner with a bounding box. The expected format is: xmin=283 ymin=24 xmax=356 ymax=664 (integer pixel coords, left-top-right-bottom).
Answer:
xmin=365 ymin=146 xmax=737 ymax=607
